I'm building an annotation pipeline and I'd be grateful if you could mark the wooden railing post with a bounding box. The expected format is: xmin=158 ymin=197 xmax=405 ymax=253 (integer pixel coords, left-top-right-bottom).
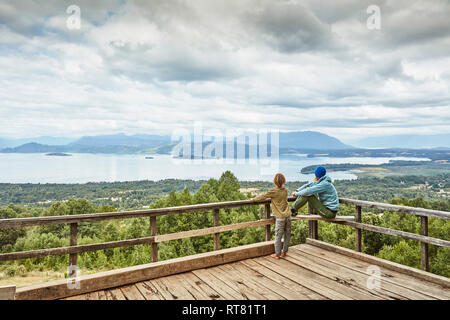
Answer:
xmin=213 ymin=209 xmax=220 ymax=250
xmin=355 ymin=206 xmax=362 ymax=252
xmin=0 ymin=285 xmax=16 ymax=300
xmin=420 ymin=216 xmax=429 ymax=271
xmin=150 ymin=216 xmax=158 ymax=262
xmin=69 ymin=223 xmax=78 ymax=276
xmin=308 ymin=203 xmax=318 ymax=239
xmin=265 ymin=203 xmax=271 ymax=241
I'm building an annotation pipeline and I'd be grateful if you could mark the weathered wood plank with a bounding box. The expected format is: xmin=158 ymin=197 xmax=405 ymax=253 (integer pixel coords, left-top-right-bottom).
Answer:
xmin=218 ymin=263 xmax=285 ymax=300
xmin=287 ymin=248 xmax=433 ymax=300
xmin=233 ymin=261 xmax=314 ymax=300
xmin=106 ymin=288 xmax=126 ymax=300
xmin=170 ymin=273 xmax=221 ymax=300
xmin=0 ymin=285 xmax=16 ymax=300
xmin=63 ymin=294 xmax=87 ymax=300
xmin=240 ymin=259 xmax=327 ymax=300
xmin=420 ymin=216 xmax=429 ymax=271
xmin=254 ymin=256 xmax=354 ymax=300
xmin=213 ymin=209 xmax=220 ymax=251
xmin=306 ymin=238 xmax=450 ymax=289
xmin=120 ymin=284 xmax=146 ymax=300
xmin=97 ymin=290 xmax=107 ymax=300
xmin=355 ymin=206 xmax=362 ymax=252
xmin=0 ymin=199 xmax=272 ymax=229
xmin=69 ymin=223 xmax=78 ymax=273
xmin=150 ymin=216 xmax=158 ymax=263
xmin=296 ymin=244 xmax=450 ymax=300
xmin=191 ymin=269 xmax=243 ymax=300
xmin=338 ymin=198 xmax=450 ymax=220
xmin=282 ymin=251 xmax=390 ymax=300
xmin=16 ymin=241 xmax=274 ymax=300
xmin=104 ymin=290 xmax=113 ymax=300
xmin=183 ymin=272 xmax=224 ymax=300
xmin=171 ymin=275 xmax=210 ymax=300
xmin=308 ymin=203 xmax=318 ymax=239
xmin=331 ymin=220 xmax=450 ymax=248
xmin=291 ymin=215 xmax=355 ymax=221
xmin=209 ymin=264 xmax=274 ymax=300
xmin=154 ymin=219 xmax=274 ymax=243
xmin=265 ymin=203 xmax=271 ymax=241
xmin=135 ymin=281 xmax=163 ymax=300
xmin=149 ymin=276 xmax=196 ymax=300
xmin=0 ymin=236 xmax=155 ymax=262
xmin=84 ymin=291 xmax=99 ymax=300
xmin=272 ymin=256 xmax=383 ymax=300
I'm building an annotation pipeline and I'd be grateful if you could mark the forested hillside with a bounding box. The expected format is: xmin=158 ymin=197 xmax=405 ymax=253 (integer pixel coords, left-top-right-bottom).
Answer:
xmin=0 ymin=171 xmax=449 ymax=286
xmin=1 ymin=174 xmax=448 ymax=208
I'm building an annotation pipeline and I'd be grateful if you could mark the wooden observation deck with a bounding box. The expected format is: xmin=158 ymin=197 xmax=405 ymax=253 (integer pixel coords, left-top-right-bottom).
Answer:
xmin=0 ymin=197 xmax=449 ymax=300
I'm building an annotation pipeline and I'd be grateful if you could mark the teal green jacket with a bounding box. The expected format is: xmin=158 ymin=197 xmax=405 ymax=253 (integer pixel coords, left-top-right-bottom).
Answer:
xmin=294 ymin=175 xmax=339 ymax=211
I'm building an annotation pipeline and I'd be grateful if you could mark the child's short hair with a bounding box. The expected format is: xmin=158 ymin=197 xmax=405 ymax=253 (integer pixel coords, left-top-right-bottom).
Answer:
xmin=273 ymin=173 xmax=286 ymax=188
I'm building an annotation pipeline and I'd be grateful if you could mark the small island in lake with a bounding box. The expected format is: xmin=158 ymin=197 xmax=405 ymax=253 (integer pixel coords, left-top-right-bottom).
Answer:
xmin=45 ymin=152 xmax=72 ymax=157
xmin=145 ymin=156 xmax=154 ymax=159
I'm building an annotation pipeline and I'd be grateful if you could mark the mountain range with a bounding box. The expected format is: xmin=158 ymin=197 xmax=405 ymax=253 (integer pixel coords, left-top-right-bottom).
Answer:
xmin=1 ymin=131 xmax=449 ymax=154
xmin=0 ymin=136 xmax=74 ymax=148
xmin=352 ymin=134 xmax=450 ymax=149
xmin=0 ymin=131 xmax=351 ymax=154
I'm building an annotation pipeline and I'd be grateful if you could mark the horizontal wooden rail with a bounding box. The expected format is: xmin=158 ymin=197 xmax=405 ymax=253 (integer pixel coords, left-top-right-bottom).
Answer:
xmin=338 ymin=198 xmax=450 ymax=220
xmin=291 ymin=215 xmax=355 ymax=221
xmin=154 ymin=218 xmax=274 ymax=243
xmin=331 ymin=220 xmax=450 ymax=248
xmin=287 ymin=196 xmax=450 ymax=220
xmin=1 ymin=197 xmax=447 ymax=230
xmin=0 ymin=199 xmax=271 ymax=229
xmin=0 ymin=237 xmax=156 ymax=262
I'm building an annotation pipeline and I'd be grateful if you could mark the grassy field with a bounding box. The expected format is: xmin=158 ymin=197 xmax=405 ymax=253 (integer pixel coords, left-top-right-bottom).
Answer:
xmin=0 ymin=270 xmax=65 ymax=288
xmin=0 ymin=267 xmax=110 ymax=288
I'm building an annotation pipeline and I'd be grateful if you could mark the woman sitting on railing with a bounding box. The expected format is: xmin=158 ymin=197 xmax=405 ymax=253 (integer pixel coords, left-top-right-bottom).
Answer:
xmin=251 ymin=173 xmax=291 ymax=260
xmin=290 ymin=166 xmax=339 ymax=219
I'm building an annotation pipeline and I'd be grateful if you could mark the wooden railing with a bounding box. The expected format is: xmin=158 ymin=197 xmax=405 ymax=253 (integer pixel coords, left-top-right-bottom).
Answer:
xmin=0 ymin=199 xmax=276 ymax=271
xmin=0 ymin=197 xmax=448 ymax=274
xmin=329 ymin=198 xmax=450 ymax=272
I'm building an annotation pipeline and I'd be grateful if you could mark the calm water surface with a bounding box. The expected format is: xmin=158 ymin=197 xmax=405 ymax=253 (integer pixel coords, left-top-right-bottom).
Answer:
xmin=0 ymin=153 xmax=430 ymax=183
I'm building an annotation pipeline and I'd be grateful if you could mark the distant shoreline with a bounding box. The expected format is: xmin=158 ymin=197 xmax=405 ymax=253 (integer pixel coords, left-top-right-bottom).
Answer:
xmin=45 ymin=153 xmax=72 ymax=157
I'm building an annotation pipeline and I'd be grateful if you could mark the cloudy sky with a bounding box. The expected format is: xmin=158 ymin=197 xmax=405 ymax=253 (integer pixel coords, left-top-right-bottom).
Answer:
xmin=0 ymin=0 xmax=449 ymax=143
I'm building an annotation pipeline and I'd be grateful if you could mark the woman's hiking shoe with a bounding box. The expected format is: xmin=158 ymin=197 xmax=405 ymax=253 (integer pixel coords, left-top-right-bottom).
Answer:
xmin=281 ymin=251 xmax=287 ymax=257
xmin=270 ymin=254 xmax=280 ymax=260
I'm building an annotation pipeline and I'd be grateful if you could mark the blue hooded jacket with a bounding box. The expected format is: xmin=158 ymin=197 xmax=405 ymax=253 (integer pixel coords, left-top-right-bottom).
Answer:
xmin=294 ymin=175 xmax=339 ymax=211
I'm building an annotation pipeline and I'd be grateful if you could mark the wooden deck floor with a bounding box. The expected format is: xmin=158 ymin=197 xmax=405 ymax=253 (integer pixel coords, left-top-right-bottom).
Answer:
xmin=64 ymin=243 xmax=450 ymax=300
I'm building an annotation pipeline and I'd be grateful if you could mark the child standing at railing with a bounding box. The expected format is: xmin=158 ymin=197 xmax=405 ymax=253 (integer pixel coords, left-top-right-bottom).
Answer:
xmin=251 ymin=173 xmax=291 ymax=259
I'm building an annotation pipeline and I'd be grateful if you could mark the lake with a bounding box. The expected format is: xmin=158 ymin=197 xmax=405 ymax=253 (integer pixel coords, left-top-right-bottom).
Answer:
xmin=0 ymin=153 xmax=430 ymax=184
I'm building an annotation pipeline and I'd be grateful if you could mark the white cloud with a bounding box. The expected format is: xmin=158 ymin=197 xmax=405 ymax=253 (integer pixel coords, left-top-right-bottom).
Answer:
xmin=0 ymin=0 xmax=449 ymax=142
